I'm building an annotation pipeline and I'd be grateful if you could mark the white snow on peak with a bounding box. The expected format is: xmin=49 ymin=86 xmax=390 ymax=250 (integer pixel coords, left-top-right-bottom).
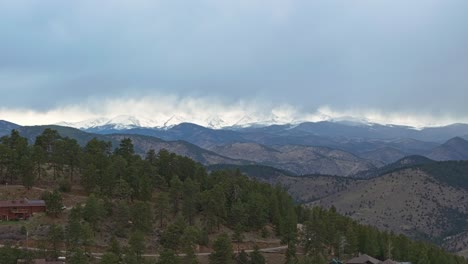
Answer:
xmin=232 ymin=115 xmax=259 ymax=128
xmin=204 ymin=116 xmax=229 ymax=129
xmin=56 ymin=114 xmax=391 ymax=131
xmin=105 ymin=115 xmax=158 ymax=129
xmin=59 ymin=117 xmax=110 ymax=129
xmin=330 ymin=116 xmax=372 ymax=126
xmin=163 ymin=115 xmax=188 ymax=128
xmin=56 ymin=116 xmax=159 ymax=130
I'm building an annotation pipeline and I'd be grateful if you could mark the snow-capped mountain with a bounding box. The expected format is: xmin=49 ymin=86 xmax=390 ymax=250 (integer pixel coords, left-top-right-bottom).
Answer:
xmin=58 ymin=115 xmax=233 ymax=130
xmin=229 ymin=113 xmax=301 ymax=128
xmin=163 ymin=115 xmax=188 ymax=128
xmin=56 ymin=114 xmax=376 ymax=131
xmin=57 ymin=116 xmax=161 ymax=130
xmin=205 ymin=116 xmax=230 ymax=129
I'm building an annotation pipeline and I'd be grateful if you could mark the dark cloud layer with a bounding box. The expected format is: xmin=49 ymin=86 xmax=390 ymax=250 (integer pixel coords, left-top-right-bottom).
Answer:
xmin=0 ymin=0 xmax=467 ymax=119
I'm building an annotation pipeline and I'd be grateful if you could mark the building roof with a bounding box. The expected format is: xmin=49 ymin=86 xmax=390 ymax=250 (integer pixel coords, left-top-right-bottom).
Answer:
xmin=0 ymin=199 xmax=45 ymax=208
xmin=380 ymin=260 xmax=398 ymax=264
xmin=346 ymin=254 xmax=381 ymax=264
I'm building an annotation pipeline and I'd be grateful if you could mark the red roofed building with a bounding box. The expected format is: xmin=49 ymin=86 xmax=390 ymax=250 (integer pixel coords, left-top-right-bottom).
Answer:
xmin=0 ymin=199 xmax=46 ymax=221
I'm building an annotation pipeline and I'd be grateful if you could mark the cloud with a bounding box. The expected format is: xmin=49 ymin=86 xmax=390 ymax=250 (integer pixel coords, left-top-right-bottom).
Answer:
xmin=0 ymin=1 xmax=467 ymax=120
xmin=1 ymin=95 xmax=466 ymax=128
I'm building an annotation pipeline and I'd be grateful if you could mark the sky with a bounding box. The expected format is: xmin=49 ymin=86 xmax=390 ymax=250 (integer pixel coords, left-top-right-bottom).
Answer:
xmin=0 ymin=0 xmax=467 ymax=127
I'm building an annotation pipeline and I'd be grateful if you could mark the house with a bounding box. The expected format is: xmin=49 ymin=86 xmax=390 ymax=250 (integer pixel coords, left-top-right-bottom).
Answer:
xmin=330 ymin=259 xmax=344 ymax=264
xmin=0 ymin=199 xmax=46 ymax=221
xmin=380 ymin=260 xmax=398 ymax=264
xmin=346 ymin=254 xmax=381 ymax=264
xmin=346 ymin=255 xmax=405 ymax=264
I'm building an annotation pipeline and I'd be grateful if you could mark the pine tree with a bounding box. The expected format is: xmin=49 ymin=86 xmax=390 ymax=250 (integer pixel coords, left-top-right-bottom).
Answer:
xmin=210 ymin=233 xmax=233 ymax=264
xmin=128 ymin=231 xmax=145 ymax=261
xmin=170 ymin=175 xmax=183 ymax=215
xmin=155 ymin=192 xmax=170 ymax=228
xmin=236 ymin=250 xmax=249 ymax=264
xmin=158 ymin=249 xmax=181 ymax=264
xmin=250 ymin=245 xmax=266 ymax=264
xmin=42 ymin=190 xmax=64 ymax=217
xmin=182 ymin=177 xmax=200 ymax=225
xmin=47 ymin=224 xmax=64 ymax=259
xmin=82 ymin=194 xmax=104 ymax=232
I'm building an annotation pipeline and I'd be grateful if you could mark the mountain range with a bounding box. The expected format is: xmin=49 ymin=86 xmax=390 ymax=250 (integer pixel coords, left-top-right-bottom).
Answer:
xmin=54 ymin=115 xmax=468 ymax=140
xmin=2 ymin=117 xmax=468 ymax=177
xmin=1 ymin=118 xmax=468 ymax=255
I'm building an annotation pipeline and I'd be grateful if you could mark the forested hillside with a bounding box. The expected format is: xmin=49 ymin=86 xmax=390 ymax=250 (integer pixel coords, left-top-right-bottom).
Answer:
xmin=0 ymin=129 xmax=466 ymax=264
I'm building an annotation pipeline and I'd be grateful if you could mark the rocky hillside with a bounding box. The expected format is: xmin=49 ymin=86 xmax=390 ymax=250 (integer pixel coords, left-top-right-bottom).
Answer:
xmin=0 ymin=120 xmax=20 ymax=136
xmin=107 ymin=134 xmax=250 ymax=166
xmin=210 ymin=142 xmax=376 ymax=176
xmin=205 ymin=163 xmax=362 ymax=203
xmin=428 ymin=137 xmax=468 ymax=161
xmin=359 ymin=147 xmax=407 ymax=165
xmin=355 ymin=155 xmax=435 ymax=179
xmin=309 ymin=166 xmax=468 ymax=252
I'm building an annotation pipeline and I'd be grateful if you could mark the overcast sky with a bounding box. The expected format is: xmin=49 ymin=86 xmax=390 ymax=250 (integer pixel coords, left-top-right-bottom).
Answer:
xmin=1 ymin=0 xmax=467 ymax=127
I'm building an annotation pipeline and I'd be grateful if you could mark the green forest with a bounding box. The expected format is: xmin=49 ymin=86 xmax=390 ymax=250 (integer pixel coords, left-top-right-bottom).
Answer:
xmin=0 ymin=129 xmax=467 ymax=264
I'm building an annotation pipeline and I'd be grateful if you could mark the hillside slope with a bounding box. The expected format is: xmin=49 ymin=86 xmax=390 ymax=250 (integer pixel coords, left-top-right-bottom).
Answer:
xmin=355 ymin=155 xmax=435 ymax=179
xmin=210 ymin=142 xmax=376 ymax=176
xmin=310 ymin=166 xmax=468 ymax=252
xmin=0 ymin=120 xmax=21 ymax=137
xmin=359 ymin=147 xmax=407 ymax=165
xmin=428 ymin=137 xmax=468 ymax=161
xmin=107 ymin=134 xmax=250 ymax=166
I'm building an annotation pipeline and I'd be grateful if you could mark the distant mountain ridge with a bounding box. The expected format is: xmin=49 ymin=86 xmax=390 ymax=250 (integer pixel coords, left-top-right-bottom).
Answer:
xmin=50 ymin=116 xmax=468 ymax=140
xmin=0 ymin=120 xmax=20 ymax=135
xmin=209 ymin=142 xmax=376 ymax=176
xmin=2 ymin=120 xmax=468 ymax=176
xmin=428 ymin=137 xmax=468 ymax=161
xmin=55 ymin=114 xmax=305 ymax=130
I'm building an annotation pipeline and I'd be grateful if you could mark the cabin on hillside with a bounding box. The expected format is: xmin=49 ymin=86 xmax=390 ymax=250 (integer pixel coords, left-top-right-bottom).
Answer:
xmin=346 ymin=254 xmax=381 ymax=264
xmin=346 ymin=255 xmax=406 ymax=264
xmin=0 ymin=199 xmax=46 ymax=221
xmin=380 ymin=260 xmax=399 ymax=264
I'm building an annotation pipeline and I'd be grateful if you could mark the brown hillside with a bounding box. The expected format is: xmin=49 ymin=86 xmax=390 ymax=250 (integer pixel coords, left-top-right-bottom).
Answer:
xmin=210 ymin=143 xmax=376 ymax=176
xmin=309 ymin=168 xmax=468 ymax=251
xmin=265 ymin=175 xmax=361 ymax=203
xmin=108 ymin=134 xmax=249 ymax=166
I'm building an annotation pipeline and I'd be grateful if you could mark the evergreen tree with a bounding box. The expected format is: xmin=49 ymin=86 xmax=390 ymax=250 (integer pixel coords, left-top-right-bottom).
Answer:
xmin=108 ymin=236 xmax=122 ymax=260
xmin=114 ymin=138 xmax=135 ymax=163
xmin=100 ymin=252 xmax=120 ymax=264
xmin=170 ymin=175 xmax=183 ymax=214
xmin=82 ymin=194 xmax=104 ymax=232
xmin=158 ymin=249 xmax=180 ymax=264
xmin=232 ymin=224 xmax=244 ymax=252
xmin=160 ymin=217 xmax=187 ymax=251
xmin=155 ymin=192 xmax=170 ymax=228
xmin=182 ymin=177 xmax=200 ymax=225
xmin=209 ymin=233 xmax=233 ymax=264
xmin=131 ymin=201 xmax=153 ymax=232
xmin=250 ymin=245 xmax=266 ymax=264
xmin=34 ymin=128 xmax=62 ymax=179
xmin=181 ymin=226 xmax=200 ymax=264
xmin=47 ymin=224 xmax=64 ymax=259
xmin=128 ymin=231 xmax=145 ymax=261
xmin=68 ymin=248 xmax=89 ymax=264
xmin=236 ymin=250 xmax=249 ymax=264
xmin=42 ymin=190 xmax=64 ymax=217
